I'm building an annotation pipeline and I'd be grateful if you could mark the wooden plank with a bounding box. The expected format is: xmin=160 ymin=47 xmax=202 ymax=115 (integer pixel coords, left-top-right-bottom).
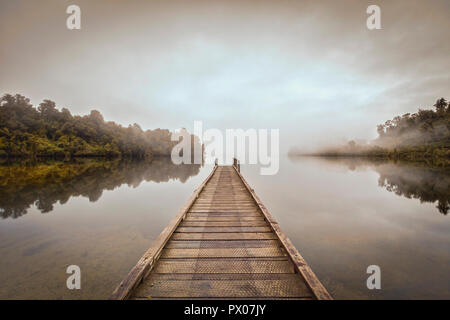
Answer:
xmin=132 ymin=274 xmax=312 ymax=299
xmin=110 ymin=165 xmax=219 ymax=300
xmin=197 ymin=195 xmax=253 ymax=198
xmin=187 ymin=212 xmax=261 ymax=217
xmin=184 ymin=216 xmax=264 ymax=221
xmin=232 ymin=165 xmax=333 ymax=300
xmin=188 ymin=209 xmax=260 ymax=213
xmin=194 ymin=200 xmax=256 ymax=202
xmin=175 ymin=226 xmax=271 ymax=233
xmin=180 ymin=221 xmax=268 ymax=227
xmin=187 ymin=210 xmax=260 ymax=213
xmin=193 ymin=203 xmax=256 ymax=206
xmin=135 ymin=273 xmax=305 ymax=280
xmin=171 ymin=232 xmax=278 ymax=240
xmin=166 ymin=240 xmax=279 ymax=248
xmin=195 ymin=198 xmax=253 ymax=201
xmin=161 ymin=247 xmax=286 ymax=258
xmin=199 ymin=194 xmax=250 ymax=196
xmin=191 ymin=206 xmax=256 ymax=208
xmin=198 ymin=191 xmax=252 ymax=194
xmin=190 ymin=207 xmax=258 ymax=210
xmin=152 ymin=258 xmax=295 ymax=274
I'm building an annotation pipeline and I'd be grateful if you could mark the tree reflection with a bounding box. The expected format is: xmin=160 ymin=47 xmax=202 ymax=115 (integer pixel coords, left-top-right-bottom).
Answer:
xmin=289 ymin=156 xmax=449 ymax=215
xmin=0 ymin=158 xmax=201 ymax=219
xmin=376 ymin=163 xmax=449 ymax=215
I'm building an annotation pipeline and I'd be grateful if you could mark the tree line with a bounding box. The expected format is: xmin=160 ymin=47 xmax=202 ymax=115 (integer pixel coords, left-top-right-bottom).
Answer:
xmin=370 ymin=97 xmax=450 ymax=161
xmin=376 ymin=98 xmax=450 ymax=148
xmin=0 ymin=94 xmax=200 ymax=159
xmin=290 ymin=97 xmax=449 ymax=163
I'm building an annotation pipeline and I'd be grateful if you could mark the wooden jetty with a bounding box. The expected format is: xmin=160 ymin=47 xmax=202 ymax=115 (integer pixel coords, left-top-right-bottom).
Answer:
xmin=111 ymin=160 xmax=332 ymax=300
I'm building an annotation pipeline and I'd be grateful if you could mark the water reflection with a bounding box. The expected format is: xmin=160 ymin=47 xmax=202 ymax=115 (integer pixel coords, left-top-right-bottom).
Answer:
xmin=290 ymin=156 xmax=449 ymax=215
xmin=377 ymin=164 xmax=449 ymax=215
xmin=0 ymin=158 xmax=201 ymax=219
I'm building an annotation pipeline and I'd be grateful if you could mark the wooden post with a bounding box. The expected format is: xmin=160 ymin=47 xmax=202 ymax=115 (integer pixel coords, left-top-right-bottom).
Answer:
xmin=233 ymin=158 xmax=240 ymax=172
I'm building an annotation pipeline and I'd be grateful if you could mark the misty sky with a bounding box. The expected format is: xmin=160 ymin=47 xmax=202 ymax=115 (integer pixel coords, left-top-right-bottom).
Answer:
xmin=1 ymin=0 xmax=449 ymax=152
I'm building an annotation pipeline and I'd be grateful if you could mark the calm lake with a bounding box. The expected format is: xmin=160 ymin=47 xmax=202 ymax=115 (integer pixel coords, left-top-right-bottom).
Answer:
xmin=0 ymin=156 xmax=448 ymax=299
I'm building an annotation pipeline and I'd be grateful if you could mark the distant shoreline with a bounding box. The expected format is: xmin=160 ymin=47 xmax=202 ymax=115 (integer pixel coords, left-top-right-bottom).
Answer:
xmin=288 ymin=147 xmax=450 ymax=167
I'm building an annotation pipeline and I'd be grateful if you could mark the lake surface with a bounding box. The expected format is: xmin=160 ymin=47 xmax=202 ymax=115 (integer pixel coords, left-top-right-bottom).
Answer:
xmin=0 ymin=156 xmax=448 ymax=299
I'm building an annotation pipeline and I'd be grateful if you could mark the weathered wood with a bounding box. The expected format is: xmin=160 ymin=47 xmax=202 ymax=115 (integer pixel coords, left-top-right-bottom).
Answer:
xmin=179 ymin=221 xmax=268 ymax=227
xmin=165 ymin=240 xmax=280 ymax=248
xmin=175 ymin=226 xmax=272 ymax=233
xmin=184 ymin=216 xmax=264 ymax=221
xmin=132 ymin=274 xmax=312 ymax=299
xmin=161 ymin=247 xmax=286 ymax=258
xmin=111 ymin=165 xmax=332 ymax=300
xmin=187 ymin=212 xmax=261 ymax=217
xmin=171 ymin=232 xmax=278 ymax=240
xmin=150 ymin=258 xmax=295 ymax=274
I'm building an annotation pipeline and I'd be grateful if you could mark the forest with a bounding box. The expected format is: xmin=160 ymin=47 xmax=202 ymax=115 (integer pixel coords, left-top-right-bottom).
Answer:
xmin=0 ymin=94 xmax=201 ymax=159
xmin=290 ymin=97 xmax=450 ymax=164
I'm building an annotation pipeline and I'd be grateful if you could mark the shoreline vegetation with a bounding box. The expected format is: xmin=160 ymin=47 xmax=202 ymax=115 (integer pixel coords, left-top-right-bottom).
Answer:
xmin=289 ymin=98 xmax=450 ymax=166
xmin=0 ymin=94 xmax=202 ymax=159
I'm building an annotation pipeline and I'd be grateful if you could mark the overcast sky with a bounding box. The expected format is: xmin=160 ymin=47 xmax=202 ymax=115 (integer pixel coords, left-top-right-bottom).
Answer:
xmin=1 ymin=0 xmax=449 ymax=152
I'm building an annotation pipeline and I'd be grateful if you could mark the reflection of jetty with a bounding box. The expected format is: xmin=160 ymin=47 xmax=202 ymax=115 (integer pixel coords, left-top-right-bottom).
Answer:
xmin=111 ymin=161 xmax=332 ymax=300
